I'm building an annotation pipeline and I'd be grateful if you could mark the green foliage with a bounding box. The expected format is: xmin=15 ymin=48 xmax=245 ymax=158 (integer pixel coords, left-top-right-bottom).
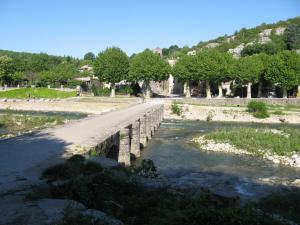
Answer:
xmin=265 ymin=50 xmax=300 ymax=90
xmin=195 ymin=49 xmax=235 ymax=83
xmin=172 ymin=55 xmax=197 ymax=82
xmin=258 ymin=190 xmax=300 ymax=224
xmin=235 ymin=55 xmax=264 ymax=85
xmin=171 ymin=102 xmax=182 ymax=116
xmin=204 ymin=127 xmax=300 ymax=156
xmin=116 ymin=85 xmax=134 ymax=95
xmin=129 ymin=49 xmax=170 ymax=82
xmin=247 ymin=101 xmax=269 ymax=118
xmin=39 ymin=160 xmax=283 ymax=225
xmin=91 ymin=85 xmax=111 ymax=96
xmin=0 ymin=88 xmax=76 ymax=99
xmin=83 ymin=52 xmax=95 ymax=61
xmin=133 ymin=159 xmax=158 ymax=178
xmin=286 ymin=23 xmax=300 ymax=50
xmin=0 ymin=111 xmax=65 ymax=139
xmin=241 ymin=42 xmax=283 ymax=57
xmin=41 ymin=155 xmax=103 ymax=181
xmin=11 ymin=71 xmax=26 ymax=85
xmin=94 ymin=47 xmax=129 ymax=84
xmin=0 ymin=55 xmax=15 ymax=84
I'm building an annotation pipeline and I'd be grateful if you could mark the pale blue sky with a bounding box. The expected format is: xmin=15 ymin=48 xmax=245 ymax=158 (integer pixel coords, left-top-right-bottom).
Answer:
xmin=0 ymin=0 xmax=299 ymax=58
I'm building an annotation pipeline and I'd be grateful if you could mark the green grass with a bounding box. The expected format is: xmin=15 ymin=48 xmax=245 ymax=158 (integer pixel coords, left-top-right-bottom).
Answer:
xmin=267 ymin=104 xmax=300 ymax=112
xmin=204 ymin=127 xmax=300 ymax=156
xmin=0 ymin=110 xmax=65 ymax=138
xmin=0 ymin=88 xmax=76 ymax=99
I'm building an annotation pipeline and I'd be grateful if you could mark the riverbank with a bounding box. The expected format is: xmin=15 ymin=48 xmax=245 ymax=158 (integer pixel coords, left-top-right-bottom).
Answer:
xmin=192 ymin=126 xmax=300 ymax=168
xmin=164 ymin=103 xmax=300 ymax=124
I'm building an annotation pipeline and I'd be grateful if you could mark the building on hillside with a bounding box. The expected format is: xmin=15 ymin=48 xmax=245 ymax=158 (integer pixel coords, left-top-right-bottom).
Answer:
xmin=187 ymin=50 xmax=196 ymax=56
xmin=152 ymin=48 xmax=163 ymax=57
xmin=79 ymin=65 xmax=93 ymax=73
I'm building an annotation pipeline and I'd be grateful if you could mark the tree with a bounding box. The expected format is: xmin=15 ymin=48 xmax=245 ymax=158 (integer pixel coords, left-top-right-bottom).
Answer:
xmin=129 ymin=50 xmax=170 ymax=98
xmin=94 ymin=47 xmax=129 ymax=97
xmin=0 ymin=56 xmax=15 ymax=85
xmin=286 ymin=24 xmax=300 ymax=50
xmin=172 ymin=55 xmax=196 ymax=97
xmin=195 ymin=49 xmax=235 ymax=98
xmin=51 ymin=63 xmax=78 ymax=85
xmin=234 ymin=55 xmax=264 ymax=98
xmin=12 ymin=71 xmax=26 ymax=85
xmin=84 ymin=52 xmax=95 ymax=61
xmin=265 ymin=51 xmax=300 ymax=98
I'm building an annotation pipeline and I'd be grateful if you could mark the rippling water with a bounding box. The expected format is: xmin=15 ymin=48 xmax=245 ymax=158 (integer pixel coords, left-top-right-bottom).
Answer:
xmin=136 ymin=120 xmax=300 ymax=200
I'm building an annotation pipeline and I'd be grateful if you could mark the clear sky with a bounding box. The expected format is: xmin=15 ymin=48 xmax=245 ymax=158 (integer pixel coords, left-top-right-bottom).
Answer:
xmin=0 ymin=0 xmax=299 ymax=58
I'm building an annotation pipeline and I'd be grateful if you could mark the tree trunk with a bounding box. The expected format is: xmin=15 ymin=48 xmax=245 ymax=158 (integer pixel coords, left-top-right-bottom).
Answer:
xmin=145 ymin=81 xmax=151 ymax=99
xmin=297 ymin=85 xmax=300 ymax=98
xmin=218 ymin=84 xmax=223 ymax=98
xmin=110 ymin=83 xmax=116 ymax=98
xmin=183 ymin=82 xmax=188 ymax=96
xmin=206 ymin=80 xmax=211 ymax=99
xmin=247 ymin=82 xmax=252 ymax=99
xmin=282 ymin=87 xmax=287 ymax=98
xmin=257 ymin=82 xmax=262 ymax=98
xmin=185 ymin=81 xmax=191 ymax=98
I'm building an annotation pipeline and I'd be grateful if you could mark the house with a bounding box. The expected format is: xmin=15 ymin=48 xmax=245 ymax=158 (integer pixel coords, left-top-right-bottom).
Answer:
xmin=152 ymin=48 xmax=163 ymax=57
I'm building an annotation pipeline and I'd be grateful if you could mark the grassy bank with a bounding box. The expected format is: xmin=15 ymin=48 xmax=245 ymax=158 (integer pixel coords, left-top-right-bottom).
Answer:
xmin=0 ymin=88 xmax=76 ymax=99
xmin=0 ymin=111 xmax=65 ymax=138
xmin=204 ymin=127 xmax=300 ymax=156
xmin=29 ymin=155 xmax=284 ymax=225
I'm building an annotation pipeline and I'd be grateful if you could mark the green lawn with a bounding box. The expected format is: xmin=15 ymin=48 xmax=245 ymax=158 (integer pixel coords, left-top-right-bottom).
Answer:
xmin=204 ymin=127 xmax=300 ymax=156
xmin=0 ymin=88 xmax=76 ymax=99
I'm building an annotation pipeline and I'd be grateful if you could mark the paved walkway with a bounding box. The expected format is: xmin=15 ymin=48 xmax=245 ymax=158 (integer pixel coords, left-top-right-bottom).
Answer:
xmin=0 ymin=102 xmax=162 ymax=192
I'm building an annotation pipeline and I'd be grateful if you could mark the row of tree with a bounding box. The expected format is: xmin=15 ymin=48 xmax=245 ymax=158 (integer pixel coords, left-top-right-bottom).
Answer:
xmin=173 ymin=49 xmax=300 ymax=98
xmin=93 ymin=47 xmax=300 ymax=98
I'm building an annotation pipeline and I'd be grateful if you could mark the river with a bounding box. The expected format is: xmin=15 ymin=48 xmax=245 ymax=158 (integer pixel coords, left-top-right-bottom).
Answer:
xmin=137 ymin=120 xmax=300 ymax=200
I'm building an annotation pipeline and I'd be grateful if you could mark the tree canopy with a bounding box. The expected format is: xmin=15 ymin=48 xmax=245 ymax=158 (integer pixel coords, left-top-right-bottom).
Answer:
xmin=94 ymin=47 xmax=129 ymax=84
xmin=129 ymin=50 xmax=170 ymax=83
xmin=265 ymin=50 xmax=300 ymax=90
xmin=84 ymin=52 xmax=96 ymax=61
xmin=0 ymin=56 xmax=15 ymax=84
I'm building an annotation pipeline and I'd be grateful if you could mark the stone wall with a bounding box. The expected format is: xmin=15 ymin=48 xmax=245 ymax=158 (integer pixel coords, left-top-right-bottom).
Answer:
xmin=171 ymin=98 xmax=300 ymax=106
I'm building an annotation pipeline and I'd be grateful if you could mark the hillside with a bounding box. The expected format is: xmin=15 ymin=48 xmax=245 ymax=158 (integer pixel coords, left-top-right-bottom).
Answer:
xmin=162 ymin=16 xmax=300 ymax=58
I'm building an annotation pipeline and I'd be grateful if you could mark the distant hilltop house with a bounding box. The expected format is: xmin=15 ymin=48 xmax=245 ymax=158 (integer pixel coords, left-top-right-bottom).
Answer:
xmin=152 ymin=48 xmax=163 ymax=57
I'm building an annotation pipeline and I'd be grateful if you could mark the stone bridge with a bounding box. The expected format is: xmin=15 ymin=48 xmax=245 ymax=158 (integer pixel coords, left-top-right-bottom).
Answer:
xmin=0 ymin=103 xmax=164 ymax=190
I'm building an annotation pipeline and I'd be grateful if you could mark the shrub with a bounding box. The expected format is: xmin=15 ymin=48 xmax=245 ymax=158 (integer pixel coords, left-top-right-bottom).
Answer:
xmin=171 ymin=102 xmax=182 ymax=116
xmin=133 ymin=159 xmax=158 ymax=178
xmin=206 ymin=111 xmax=213 ymax=122
xmin=247 ymin=101 xmax=269 ymax=118
xmin=91 ymin=85 xmax=110 ymax=96
xmin=116 ymin=85 xmax=134 ymax=95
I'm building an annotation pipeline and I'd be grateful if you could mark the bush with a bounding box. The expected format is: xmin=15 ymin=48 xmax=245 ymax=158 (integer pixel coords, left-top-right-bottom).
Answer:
xmin=116 ymin=85 xmax=134 ymax=95
xmin=247 ymin=101 xmax=269 ymax=118
xmin=133 ymin=159 xmax=158 ymax=178
xmin=91 ymin=85 xmax=110 ymax=96
xmin=171 ymin=102 xmax=182 ymax=116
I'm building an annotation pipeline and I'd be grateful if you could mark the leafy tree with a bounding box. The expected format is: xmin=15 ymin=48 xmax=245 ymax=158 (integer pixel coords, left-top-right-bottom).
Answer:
xmin=195 ymin=49 xmax=235 ymax=98
xmin=265 ymin=50 xmax=300 ymax=98
xmin=51 ymin=63 xmax=78 ymax=84
xmin=12 ymin=71 xmax=26 ymax=85
xmin=84 ymin=52 xmax=95 ymax=61
xmin=234 ymin=55 xmax=264 ymax=98
xmin=94 ymin=47 xmax=129 ymax=97
xmin=0 ymin=56 xmax=15 ymax=85
xmin=172 ymin=55 xmax=197 ymax=97
xmin=129 ymin=50 xmax=170 ymax=98
xmin=286 ymin=23 xmax=300 ymax=50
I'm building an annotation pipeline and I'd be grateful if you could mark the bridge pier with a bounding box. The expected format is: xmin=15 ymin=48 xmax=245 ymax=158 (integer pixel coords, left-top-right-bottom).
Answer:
xmin=118 ymin=127 xmax=131 ymax=166
xmin=140 ymin=115 xmax=147 ymax=148
xmin=131 ymin=120 xmax=140 ymax=158
xmin=115 ymin=105 xmax=164 ymax=166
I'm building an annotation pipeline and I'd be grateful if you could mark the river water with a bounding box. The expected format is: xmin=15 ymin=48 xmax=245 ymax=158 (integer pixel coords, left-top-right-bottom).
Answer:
xmin=137 ymin=120 xmax=300 ymax=200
